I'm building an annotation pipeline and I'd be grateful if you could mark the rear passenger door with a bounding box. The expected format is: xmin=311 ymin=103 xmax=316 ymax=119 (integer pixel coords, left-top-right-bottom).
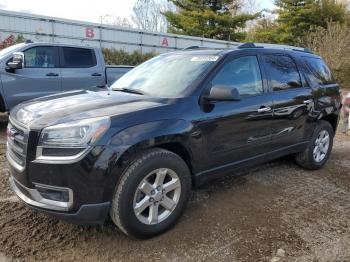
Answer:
xmin=262 ymin=53 xmax=314 ymax=149
xmin=59 ymin=47 xmax=105 ymax=92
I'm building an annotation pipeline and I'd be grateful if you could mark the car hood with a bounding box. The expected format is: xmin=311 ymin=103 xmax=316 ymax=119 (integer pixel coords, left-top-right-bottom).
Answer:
xmin=11 ymin=90 xmax=166 ymax=129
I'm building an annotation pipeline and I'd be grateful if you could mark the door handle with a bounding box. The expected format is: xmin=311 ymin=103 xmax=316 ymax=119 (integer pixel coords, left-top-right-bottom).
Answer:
xmin=303 ymin=99 xmax=313 ymax=105
xmin=257 ymin=106 xmax=272 ymax=113
xmin=46 ymin=72 xmax=59 ymax=77
xmin=91 ymin=73 xmax=102 ymax=77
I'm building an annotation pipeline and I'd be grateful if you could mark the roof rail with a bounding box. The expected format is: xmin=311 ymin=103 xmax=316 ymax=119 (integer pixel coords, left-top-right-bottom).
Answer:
xmin=182 ymin=46 xmax=229 ymax=51
xmin=183 ymin=46 xmax=201 ymax=50
xmin=238 ymin=42 xmax=313 ymax=54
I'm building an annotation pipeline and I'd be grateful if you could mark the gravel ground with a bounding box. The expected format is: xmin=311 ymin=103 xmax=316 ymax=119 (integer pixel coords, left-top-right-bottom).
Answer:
xmin=0 ymin=115 xmax=350 ymax=262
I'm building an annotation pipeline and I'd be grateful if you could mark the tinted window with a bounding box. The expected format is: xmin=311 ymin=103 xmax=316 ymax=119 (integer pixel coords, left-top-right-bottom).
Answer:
xmin=303 ymin=57 xmax=333 ymax=85
xmin=62 ymin=47 xmax=96 ymax=68
xmin=24 ymin=46 xmax=55 ymax=68
xmin=212 ymin=56 xmax=263 ymax=96
xmin=263 ymin=55 xmax=302 ymax=91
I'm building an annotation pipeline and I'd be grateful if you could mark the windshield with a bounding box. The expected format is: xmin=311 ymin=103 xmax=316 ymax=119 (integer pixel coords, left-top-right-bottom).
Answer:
xmin=111 ymin=53 xmax=220 ymax=98
xmin=0 ymin=43 xmax=25 ymax=58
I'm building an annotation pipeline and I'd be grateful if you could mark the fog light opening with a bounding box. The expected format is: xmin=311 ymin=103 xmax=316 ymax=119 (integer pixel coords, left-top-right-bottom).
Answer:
xmin=35 ymin=185 xmax=70 ymax=202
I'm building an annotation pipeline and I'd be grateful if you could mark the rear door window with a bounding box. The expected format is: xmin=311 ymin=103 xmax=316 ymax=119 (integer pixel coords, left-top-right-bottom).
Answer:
xmin=263 ymin=55 xmax=302 ymax=91
xmin=303 ymin=57 xmax=333 ymax=85
xmin=62 ymin=47 xmax=96 ymax=68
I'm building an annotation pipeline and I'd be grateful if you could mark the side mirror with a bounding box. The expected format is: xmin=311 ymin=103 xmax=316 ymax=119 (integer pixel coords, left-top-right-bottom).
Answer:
xmin=7 ymin=52 xmax=24 ymax=70
xmin=204 ymin=84 xmax=240 ymax=101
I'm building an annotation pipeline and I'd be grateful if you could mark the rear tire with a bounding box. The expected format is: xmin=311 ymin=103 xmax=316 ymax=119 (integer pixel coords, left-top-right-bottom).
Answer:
xmin=110 ymin=148 xmax=191 ymax=239
xmin=295 ymin=120 xmax=334 ymax=170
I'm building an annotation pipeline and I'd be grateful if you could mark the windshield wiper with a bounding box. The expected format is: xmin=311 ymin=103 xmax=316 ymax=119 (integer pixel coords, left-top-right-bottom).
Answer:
xmin=113 ymin=87 xmax=145 ymax=95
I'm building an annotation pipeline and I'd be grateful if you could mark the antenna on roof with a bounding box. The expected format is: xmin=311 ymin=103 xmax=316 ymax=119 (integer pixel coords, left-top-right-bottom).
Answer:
xmin=25 ymin=39 xmax=33 ymax=44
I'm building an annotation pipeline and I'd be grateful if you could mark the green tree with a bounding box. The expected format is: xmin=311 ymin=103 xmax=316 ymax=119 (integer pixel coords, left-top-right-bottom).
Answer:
xmin=102 ymin=49 xmax=155 ymax=66
xmin=274 ymin=0 xmax=348 ymax=44
xmin=245 ymin=13 xmax=281 ymax=43
xmin=163 ymin=0 xmax=258 ymax=41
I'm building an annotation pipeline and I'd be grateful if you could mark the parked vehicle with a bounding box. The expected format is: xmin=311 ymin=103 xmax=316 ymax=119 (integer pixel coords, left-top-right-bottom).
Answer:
xmin=7 ymin=43 xmax=341 ymax=238
xmin=0 ymin=42 xmax=133 ymax=111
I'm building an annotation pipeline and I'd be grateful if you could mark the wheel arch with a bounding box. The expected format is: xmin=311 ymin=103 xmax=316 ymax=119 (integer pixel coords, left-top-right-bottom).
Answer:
xmin=320 ymin=113 xmax=339 ymax=134
xmin=116 ymin=140 xmax=194 ymax=174
xmin=152 ymin=142 xmax=193 ymax=173
xmin=109 ymin=119 xmax=196 ymax=180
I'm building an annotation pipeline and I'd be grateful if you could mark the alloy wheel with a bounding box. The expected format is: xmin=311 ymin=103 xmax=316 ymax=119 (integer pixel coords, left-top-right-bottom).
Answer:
xmin=313 ymin=130 xmax=330 ymax=163
xmin=133 ymin=168 xmax=181 ymax=225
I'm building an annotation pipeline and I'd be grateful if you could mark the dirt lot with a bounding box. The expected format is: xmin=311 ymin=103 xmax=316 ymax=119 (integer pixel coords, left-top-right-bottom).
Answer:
xmin=0 ymin=116 xmax=350 ymax=262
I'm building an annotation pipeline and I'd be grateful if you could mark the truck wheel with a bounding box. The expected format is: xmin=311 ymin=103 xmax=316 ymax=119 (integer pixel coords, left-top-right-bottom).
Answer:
xmin=295 ymin=120 xmax=334 ymax=170
xmin=110 ymin=148 xmax=191 ymax=238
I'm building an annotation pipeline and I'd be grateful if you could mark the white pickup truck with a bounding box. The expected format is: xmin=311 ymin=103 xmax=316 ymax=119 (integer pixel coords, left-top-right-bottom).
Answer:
xmin=0 ymin=42 xmax=133 ymax=111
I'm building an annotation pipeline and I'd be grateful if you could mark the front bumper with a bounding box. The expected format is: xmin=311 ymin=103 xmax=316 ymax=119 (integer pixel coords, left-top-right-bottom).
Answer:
xmin=10 ymin=176 xmax=110 ymax=224
xmin=6 ymin=116 xmax=120 ymax=224
xmin=10 ymin=175 xmax=73 ymax=211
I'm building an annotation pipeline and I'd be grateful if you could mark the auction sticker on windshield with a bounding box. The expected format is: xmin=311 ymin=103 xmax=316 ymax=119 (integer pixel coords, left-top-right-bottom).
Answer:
xmin=190 ymin=56 xmax=219 ymax=62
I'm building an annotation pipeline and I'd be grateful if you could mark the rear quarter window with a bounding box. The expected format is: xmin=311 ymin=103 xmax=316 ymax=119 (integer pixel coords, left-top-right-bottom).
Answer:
xmin=303 ymin=57 xmax=334 ymax=85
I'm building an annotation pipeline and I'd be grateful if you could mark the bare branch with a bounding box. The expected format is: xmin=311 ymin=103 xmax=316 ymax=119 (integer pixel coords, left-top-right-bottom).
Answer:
xmin=132 ymin=0 xmax=174 ymax=32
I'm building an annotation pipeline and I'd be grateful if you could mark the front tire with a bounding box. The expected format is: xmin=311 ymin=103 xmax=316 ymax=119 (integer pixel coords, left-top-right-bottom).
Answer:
xmin=110 ymin=148 xmax=191 ymax=238
xmin=295 ymin=120 xmax=334 ymax=170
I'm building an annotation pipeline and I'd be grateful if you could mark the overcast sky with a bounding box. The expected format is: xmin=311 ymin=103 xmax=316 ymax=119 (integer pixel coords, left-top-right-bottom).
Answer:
xmin=0 ymin=0 xmax=275 ymax=24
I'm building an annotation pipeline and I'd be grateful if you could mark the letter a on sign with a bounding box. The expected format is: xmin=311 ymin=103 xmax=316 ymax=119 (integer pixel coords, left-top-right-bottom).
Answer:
xmin=161 ymin=37 xmax=169 ymax=46
xmin=86 ymin=28 xmax=95 ymax=39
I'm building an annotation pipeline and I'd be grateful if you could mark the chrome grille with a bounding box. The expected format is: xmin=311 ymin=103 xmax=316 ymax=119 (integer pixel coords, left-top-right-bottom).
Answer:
xmin=7 ymin=119 xmax=29 ymax=170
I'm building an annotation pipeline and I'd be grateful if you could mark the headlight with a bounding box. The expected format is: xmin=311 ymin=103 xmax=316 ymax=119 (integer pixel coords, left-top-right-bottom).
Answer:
xmin=36 ymin=117 xmax=110 ymax=162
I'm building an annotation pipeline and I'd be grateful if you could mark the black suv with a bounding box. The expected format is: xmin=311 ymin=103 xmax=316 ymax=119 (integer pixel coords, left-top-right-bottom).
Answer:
xmin=7 ymin=43 xmax=341 ymax=238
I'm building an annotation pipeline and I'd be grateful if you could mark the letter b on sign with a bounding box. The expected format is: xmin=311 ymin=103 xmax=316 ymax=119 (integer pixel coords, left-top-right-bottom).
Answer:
xmin=86 ymin=28 xmax=95 ymax=39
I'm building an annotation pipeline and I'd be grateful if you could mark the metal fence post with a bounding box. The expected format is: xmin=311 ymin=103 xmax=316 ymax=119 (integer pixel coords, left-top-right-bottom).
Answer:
xmin=99 ymin=26 xmax=102 ymax=48
xmin=140 ymin=31 xmax=143 ymax=54
xmin=50 ymin=19 xmax=55 ymax=43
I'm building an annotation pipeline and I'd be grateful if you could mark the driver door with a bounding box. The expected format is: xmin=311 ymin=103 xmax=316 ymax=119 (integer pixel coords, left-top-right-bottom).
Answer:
xmin=197 ymin=54 xmax=274 ymax=171
xmin=1 ymin=46 xmax=61 ymax=109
